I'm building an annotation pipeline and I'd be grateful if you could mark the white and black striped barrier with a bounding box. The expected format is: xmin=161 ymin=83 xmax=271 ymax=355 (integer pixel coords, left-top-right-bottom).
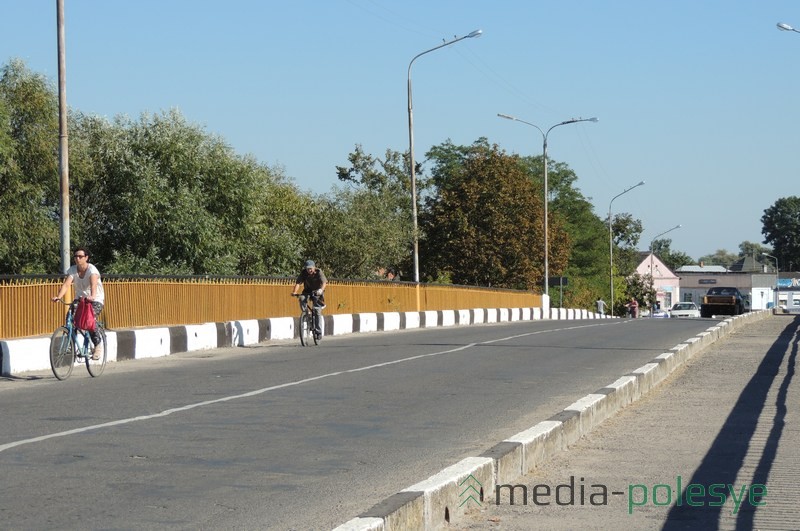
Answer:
xmin=1 ymin=307 xmax=609 ymax=376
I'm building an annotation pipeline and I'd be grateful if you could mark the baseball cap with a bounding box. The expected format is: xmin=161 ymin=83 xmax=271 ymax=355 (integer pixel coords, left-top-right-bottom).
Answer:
xmin=304 ymin=260 xmax=316 ymax=268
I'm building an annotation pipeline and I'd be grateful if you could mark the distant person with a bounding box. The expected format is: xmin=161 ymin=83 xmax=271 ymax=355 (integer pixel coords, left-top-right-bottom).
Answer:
xmin=291 ymin=260 xmax=327 ymax=339
xmin=51 ymin=247 xmax=105 ymax=360
xmin=626 ymin=297 xmax=639 ymax=318
xmin=386 ymin=268 xmax=400 ymax=281
xmin=595 ymin=298 xmax=606 ymax=316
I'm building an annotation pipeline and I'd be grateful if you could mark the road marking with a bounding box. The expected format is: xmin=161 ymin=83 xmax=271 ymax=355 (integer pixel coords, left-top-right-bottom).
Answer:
xmin=0 ymin=321 xmax=617 ymax=454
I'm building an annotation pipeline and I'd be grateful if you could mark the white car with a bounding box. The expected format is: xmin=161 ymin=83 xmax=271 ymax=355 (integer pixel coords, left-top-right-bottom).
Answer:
xmin=669 ymin=302 xmax=701 ymax=318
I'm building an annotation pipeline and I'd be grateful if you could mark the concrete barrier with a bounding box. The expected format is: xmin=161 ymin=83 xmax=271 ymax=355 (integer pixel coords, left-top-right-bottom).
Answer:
xmin=0 ymin=306 xmax=611 ymax=380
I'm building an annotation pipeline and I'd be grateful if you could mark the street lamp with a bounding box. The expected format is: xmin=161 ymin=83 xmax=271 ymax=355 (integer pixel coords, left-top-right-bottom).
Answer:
xmin=497 ymin=113 xmax=598 ymax=298
xmin=762 ymin=252 xmax=779 ymax=308
xmin=408 ymin=29 xmax=482 ymax=284
xmin=608 ymin=181 xmax=645 ymax=316
xmin=777 ymin=22 xmax=800 ymax=33
xmin=649 ymin=224 xmax=681 ymax=315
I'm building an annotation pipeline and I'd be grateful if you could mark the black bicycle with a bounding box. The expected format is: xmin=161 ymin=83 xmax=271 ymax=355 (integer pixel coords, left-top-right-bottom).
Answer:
xmin=292 ymin=293 xmax=323 ymax=346
xmin=50 ymin=298 xmax=108 ymax=380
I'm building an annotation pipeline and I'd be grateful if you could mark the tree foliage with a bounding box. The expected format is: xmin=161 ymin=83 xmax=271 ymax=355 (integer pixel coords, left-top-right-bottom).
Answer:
xmin=697 ymin=249 xmax=739 ymax=268
xmin=546 ymin=159 xmax=608 ymax=308
xmin=739 ymin=240 xmax=771 ymax=260
xmin=506 ymin=152 xmax=610 ymax=307
xmin=0 ymin=58 xmax=312 ymax=276
xmin=67 ymin=110 xmax=309 ymax=275
xmin=761 ymin=196 xmax=800 ymax=271
xmin=0 ymin=59 xmax=61 ymax=273
xmin=622 ymin=272 xmax=655 ymax=315
xmin=651 ymin=238 xmax=693 ymax=272
xmin=5 ymin=58 xmax=693 ymax=299
xmin=419 ymin=140 xmax=568 ymax=290
xmin=319 ymin=145 xmax=413 ymax=278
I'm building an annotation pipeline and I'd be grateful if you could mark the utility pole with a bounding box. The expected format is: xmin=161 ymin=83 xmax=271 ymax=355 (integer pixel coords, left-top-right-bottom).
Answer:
xmin=57 ymin=0 xmax=70 ymax=273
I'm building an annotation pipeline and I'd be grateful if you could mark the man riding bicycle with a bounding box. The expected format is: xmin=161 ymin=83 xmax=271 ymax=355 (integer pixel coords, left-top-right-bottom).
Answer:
xmin=291 ymin=260 xmax=327 ymax=339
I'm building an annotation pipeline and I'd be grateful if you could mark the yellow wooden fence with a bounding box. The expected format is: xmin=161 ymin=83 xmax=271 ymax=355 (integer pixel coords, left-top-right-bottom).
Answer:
xmin=0 ymin=277 xmax=541 ymax=339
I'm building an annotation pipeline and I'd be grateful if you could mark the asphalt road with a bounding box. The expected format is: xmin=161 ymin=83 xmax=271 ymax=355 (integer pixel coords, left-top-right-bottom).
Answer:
xmin=0 ymin=317 xmax=720 ymax=530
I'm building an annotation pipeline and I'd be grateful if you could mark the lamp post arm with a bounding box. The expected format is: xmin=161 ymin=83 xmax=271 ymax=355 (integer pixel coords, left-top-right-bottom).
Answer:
xmin=651 ymin=224 xmax=682 ymax=247
xmin=648 ymin=224 xmax=681 ymax=313
xmin=407 ymin=30 xmax=481 ymax=284
xmin=408 ymin=30 xmax=483 ymax=111
xmin=607 ymin=180 xmax=645 ymax=316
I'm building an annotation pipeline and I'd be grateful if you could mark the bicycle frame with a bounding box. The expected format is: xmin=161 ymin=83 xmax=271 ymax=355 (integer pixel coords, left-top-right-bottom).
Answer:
xmin=50 ymin=299 xmax=107 ymax=380
xmin=294 ymin=293 xmax=322 ymax=346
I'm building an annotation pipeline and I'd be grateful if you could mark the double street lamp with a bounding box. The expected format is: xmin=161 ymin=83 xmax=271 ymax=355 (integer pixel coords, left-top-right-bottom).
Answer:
xmin=497 ymin=114 xmax=598 ymax=298
xmin=762 ymin=252 xmax=780 ymax=308
xmin=649 ymin=224 xmax=681 ymax=313
xmin=408 ymin=29 xmax=482 ymax=284
xmin=608 ymin=181 xmax=645 ymax=316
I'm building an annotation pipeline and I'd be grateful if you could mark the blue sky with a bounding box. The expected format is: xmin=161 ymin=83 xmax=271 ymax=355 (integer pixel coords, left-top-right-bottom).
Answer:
xmin=3 ymin=1 xmax=799 ymax=260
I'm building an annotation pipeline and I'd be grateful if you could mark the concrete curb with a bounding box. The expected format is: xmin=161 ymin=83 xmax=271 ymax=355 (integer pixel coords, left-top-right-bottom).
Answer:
xmin=1 ymin=307 xmax=610 ymax=376
xmin=333 ymin=310 xmax=769 ymax=530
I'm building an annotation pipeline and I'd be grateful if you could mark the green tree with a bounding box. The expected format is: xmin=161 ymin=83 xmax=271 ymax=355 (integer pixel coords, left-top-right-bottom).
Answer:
xmin=543 ymin=157 xmax=608 ymax=308
xmin=603 ymin=212 xmax=644 ymax=311
xmin=739 ymin=240 xmax=771 ymax=261
xmin=651 ymin=238 xmax=693 ymax=272
xmin=0 ymin=59 xmax=61 ymax=273
xmin=420 ymin=140 xmax=568 ymax=289
xmin=306 ymin=187 xmax=410 ymax=279
xmin=69 ymin=109 xmax=307 ymax=275
xmin=310 ymin=144 xmax=413 ymax=278
xmin=761 ymin=196 xmax=800 ymax=271
xmin=623 ymin=272 xmax=654 ymax=315
xmin=697 ymin=249 xmax=739 ymax=268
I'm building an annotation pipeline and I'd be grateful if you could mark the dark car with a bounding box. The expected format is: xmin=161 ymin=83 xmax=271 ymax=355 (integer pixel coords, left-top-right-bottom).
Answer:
xmin=701 ymin=287 xmax=745 ymax=317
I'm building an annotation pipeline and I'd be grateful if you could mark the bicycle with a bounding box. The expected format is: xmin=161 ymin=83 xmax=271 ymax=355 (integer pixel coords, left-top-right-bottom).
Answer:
xmin=49 ymin=298 xmax=108 ymax=380
xmin=292 ymin=293 xmax=323 ymax=346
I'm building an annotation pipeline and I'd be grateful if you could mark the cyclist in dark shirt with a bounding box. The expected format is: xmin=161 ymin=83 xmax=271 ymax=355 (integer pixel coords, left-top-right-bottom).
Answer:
xmin=291 ymin=260 xmax=327 ymax=338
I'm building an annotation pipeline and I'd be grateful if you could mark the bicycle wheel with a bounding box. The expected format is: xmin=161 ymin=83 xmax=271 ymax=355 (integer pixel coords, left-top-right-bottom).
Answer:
xmin=299 ymin=314 xmax=308 ymax=346
xmin=49 ymin=327 xmax=75 ymax=381
xmin=312 ymin=314 xmax=320 ymax=345
xmin=305 ymin=313 xmax=314 ymax=346
xmin=86 ymin=326 xmax=107 ymax=377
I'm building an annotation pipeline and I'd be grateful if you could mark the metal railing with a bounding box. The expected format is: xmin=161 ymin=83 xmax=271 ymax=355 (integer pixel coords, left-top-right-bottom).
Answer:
xmin=0 ymin=276 xmax=541 ymax=339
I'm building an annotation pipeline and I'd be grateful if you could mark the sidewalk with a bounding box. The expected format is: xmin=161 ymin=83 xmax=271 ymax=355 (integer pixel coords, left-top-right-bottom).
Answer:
xmin=459 ymin=314 xmax=800 ymax=530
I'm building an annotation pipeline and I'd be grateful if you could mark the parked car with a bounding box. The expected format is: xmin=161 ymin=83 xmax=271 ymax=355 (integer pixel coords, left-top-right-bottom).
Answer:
xmin=669 ymin=302 xmax=701 ymax=318
xmin=701 ymin=287 xmax=745 ymax=317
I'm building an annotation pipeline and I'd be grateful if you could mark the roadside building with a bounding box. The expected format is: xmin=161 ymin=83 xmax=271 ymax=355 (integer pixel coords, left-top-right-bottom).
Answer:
xmin=676 ymin=258 xmax=772 ymax=311
xmin=776 ymin=274 xmax=800 ymax=312
xmin=668 ymin=255 xmax=800 ymax=312
xmin=636 ymin=252 xmax=680 ymax=310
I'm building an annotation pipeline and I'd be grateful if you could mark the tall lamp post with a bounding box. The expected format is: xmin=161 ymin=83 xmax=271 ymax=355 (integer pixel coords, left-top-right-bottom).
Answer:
xmin=497 ymin=113 xmax=598 ymax=298
xmin=408 ymin=29 xmax=482 ymax=284
xmin=649 ymin=224 xmax=681 ymax=314
xmin=57 ymin=0 xmax=70 ymax=274
xmin=608 ymin=181 xmax=645 ymax=316
xmin=762 ymin=252 xmax=779 ymax=308
xmin=777 ymin=22 xmax=800 ymax=34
